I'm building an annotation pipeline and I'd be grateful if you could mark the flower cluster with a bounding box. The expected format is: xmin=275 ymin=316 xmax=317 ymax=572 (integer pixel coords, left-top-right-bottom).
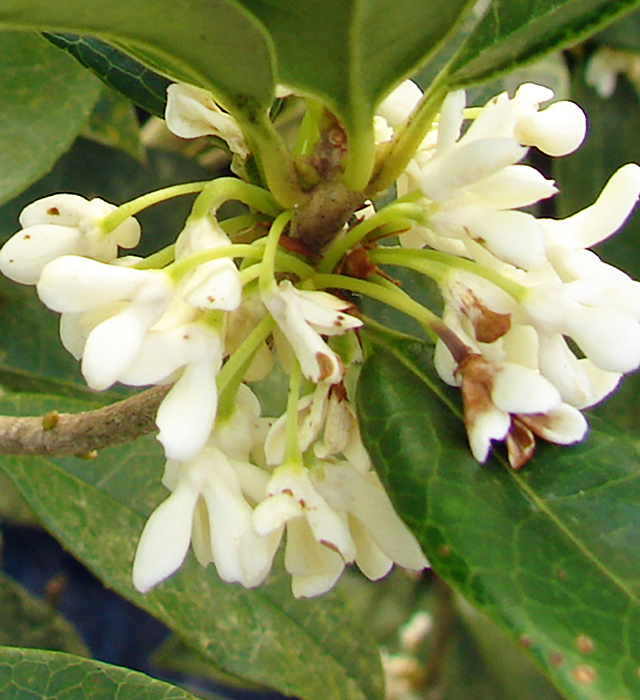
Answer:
xmin=2 ymin=73 xmax=638 ymax=596
xmin=374 ymin=80 xmax=640 ymax=467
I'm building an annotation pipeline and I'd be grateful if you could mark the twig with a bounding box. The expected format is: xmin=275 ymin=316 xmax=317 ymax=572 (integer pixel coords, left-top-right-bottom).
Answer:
xmin=0 ymin=385 xmax=170 ymax=457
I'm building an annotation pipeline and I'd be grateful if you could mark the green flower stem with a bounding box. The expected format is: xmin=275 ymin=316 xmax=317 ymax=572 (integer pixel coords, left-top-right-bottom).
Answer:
xmin=134 ymin=244 xmax=176 ymax=270
xmin=167 ymin=239 xmax=311 ymax=283
xmin=100 ymin=182 xmax=210 ymax=233
xmin=341 ymin=121 xmax=376 ymax=193
xmin=259 ymin=211 xmax=294 ymax=294
xmin=366 ymin=74 xmax=450 ymax=196
xmin=318 ymin=200 xmax=429 ymax=273
xmin=241 ymin=111 xmax=308 ymax=209
xmin=190 ymin=177 xmax=281 ymax=221
xmin=369 ymin=247 xmax=529 ymax=301
xmin=216 ymin=313 xmax=276 ymax=420
xmin=312 ymin=272 xmax=441 ymax=341
xmin=167 ymin=244 xmax=254 ymax=281
xmin=284 ymin=358 xmax=304 ymax=465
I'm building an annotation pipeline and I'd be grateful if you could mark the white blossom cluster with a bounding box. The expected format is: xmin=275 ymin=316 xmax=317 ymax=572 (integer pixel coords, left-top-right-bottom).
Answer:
xmin=0 ymin=84 xmax=427 ymax=596
xmin=2 ymin=75 xmax=638 ymax=595
xmin=376 ymin=80 xmax=640 ymax=467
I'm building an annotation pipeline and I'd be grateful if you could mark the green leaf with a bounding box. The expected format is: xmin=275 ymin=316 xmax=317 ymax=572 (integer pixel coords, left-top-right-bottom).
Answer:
xmin=236 ymin=0 xmax=477 ymax=184
xmin=357 ymin=334 xmax=640 ymax=700
xmin=151 ymin=635 xmax=265 ymax=692
xmin=0 ymin=0 xmax=275 ymax=117
xmin=0 ymin=392 xmax=384 ymax=700
xmin=0 ymin=646 xmax=200 ymax=700
xmin=45 ymin=34 xmax=170 ymax=118
xmin=596 ymin=7 xmax=640 ymax=50
xmin=82 ymin=88 xmax=144 ymax=162
xmin=0 ymin=31 xmax=100 ymax=206
xmin=0 ymin=573 xmax=89 ymax=656
xmin=447 ymin=0 xmax=640 ymax=88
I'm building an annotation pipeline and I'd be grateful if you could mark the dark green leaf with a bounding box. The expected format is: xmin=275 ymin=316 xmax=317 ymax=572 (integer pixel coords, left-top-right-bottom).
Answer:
xmin=45 ymin=34 xmax=170 ymax=118
xmin=448 ymin=0 xmax=640 ymax=88
xmin=0 ymin=31 xmax=100 ymax=206
xmin=0 ymin=0 xmax=275 ymax=117
xmin=0 ymin=392 xmax=384 ymax=700
xmin=236 ymin=0 xmax=477 ymax=183
xmin=0 ymin=573 xmax=88 ymax=656
xmin=596 ymin=7 xmax=640 ymax=50
xmin=0 ymin=646 xmax=199 ymax=700
xmin=357 ymin=333 xmax=640 ymax=700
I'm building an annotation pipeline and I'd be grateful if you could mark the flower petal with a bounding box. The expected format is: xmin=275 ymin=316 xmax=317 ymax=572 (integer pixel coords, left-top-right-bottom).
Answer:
xmin=132 ymin=479 xmax=200 ymax=593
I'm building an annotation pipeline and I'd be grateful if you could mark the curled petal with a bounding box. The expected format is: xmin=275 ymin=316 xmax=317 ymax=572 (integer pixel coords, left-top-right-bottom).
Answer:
xmin=541 ymin=163 xmax=640 ymax=249
xmin=519 ymin=404 xmax=588 ymax=445
xmin=515 ymin=100 xmax=587 ymax=156
xmin=165 ymin=83 xmax=249 ymax=158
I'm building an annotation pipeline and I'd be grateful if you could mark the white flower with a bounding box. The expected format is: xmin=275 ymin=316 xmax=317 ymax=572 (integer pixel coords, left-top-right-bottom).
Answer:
xmin=165 ymin=83 xmax=249 ymax=159
xmin=253 ymin=461 xmax=428 ymax=598
xmin=133 ymin=445 xmax=279 ymax=593
xmin=264 ymin=382 xmax=371 ymax=471
xmin=510 ymin=83 xmax=587 ymax=156
xmin=395 ymin=89 xmax=556 ymax=270
xmin=377 ymin=80 xmax=423 ymax=127
xmin=456 ymin=354 xmax=587 ymax=467
xmin=0 ymin=194 xmax=140 ymax=284
xmin=262 ymin=280 xmax=362 ymax=383
xmin=36 ymin=256 xmax=173 ymax=390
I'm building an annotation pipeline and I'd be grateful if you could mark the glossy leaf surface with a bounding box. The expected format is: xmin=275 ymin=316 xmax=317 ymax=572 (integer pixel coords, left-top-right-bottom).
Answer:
xmin=237 ymin=0 xmax=476 ymax=180
xmin=0 ymin=0 xmax=274 ymax=117
xmin=0 ymin=647 xmax=199 ymax=700
xmin=448 ymin=0 xmax=640 ymax=88
xmin=0 ymin=394 xmax=384 ymax=700
xmin=357 ymin=333 xmax=640 ymax=700
xmin=45 ymin=34 xmax=170 ymax=118
xmin=0 ymin=32 xmax=100 ymax=206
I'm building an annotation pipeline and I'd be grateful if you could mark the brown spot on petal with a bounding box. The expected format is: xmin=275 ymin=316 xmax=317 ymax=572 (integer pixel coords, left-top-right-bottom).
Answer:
xmin=23 ymin=234 xmax=31 ymax=240
xmin=572 ymin=665 xmax=596 ymax=684
xmin=457 ymin=354 xmax=497 ymax=435
xmin=316 ymin=352 xmax=336 ymax=381
xmin=459 ymin=289 xmax=511 ymax=343
xmin=576 ymin=634 xmax=595 ymax=655
xmin=506 ymin=417 xmax=536 ymax=469
xmin=47 ymin=207 xmax=60 ymax=216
